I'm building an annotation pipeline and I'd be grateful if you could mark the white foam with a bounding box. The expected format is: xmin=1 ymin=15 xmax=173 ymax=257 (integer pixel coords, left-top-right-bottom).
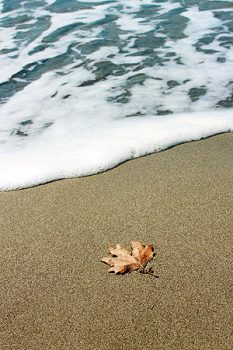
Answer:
xmin=0 ymin=0 xmax=233 ymax=190
xmin=157 ymin=2 xmax=182 ymax=15
xmin=116 ymin=14 xmax=155 ymax=33
xmin=0 ymin=107 xmax=233 ymax=191
xmin=0 ymin=3 xmax=105 ymax=83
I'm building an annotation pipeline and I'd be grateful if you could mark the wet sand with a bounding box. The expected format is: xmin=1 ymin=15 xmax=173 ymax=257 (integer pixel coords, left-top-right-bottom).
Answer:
xmin=0 ymin=133 xmax=232 ymax=350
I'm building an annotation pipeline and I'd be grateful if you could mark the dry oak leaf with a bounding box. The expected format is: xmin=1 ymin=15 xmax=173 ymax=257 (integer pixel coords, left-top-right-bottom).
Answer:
xmin=102 ymin=241 xmax=154 ymax=274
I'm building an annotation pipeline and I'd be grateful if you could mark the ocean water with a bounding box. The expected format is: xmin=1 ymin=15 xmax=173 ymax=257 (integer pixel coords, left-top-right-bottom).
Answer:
xmin=0 ymin=0 xmax=233 ymax=190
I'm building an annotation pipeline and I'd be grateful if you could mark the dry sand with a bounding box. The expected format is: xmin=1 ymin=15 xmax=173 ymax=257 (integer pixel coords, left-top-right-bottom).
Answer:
xmin=0 ymin=133 xmax=233 ymax=350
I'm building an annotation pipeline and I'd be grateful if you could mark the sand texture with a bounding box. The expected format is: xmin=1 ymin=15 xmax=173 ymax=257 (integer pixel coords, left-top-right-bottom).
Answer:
xmin=0 ymin=133 xmax=233 ymax=350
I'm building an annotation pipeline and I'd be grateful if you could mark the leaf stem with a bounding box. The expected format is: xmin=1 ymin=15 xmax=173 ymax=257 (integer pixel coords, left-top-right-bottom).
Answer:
xmin=139 ymin=268 xmax=159 ymax=278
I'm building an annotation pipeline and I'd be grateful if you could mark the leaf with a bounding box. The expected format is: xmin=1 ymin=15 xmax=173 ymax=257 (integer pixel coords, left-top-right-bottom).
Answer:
xmin=131 ymin=241 xmax=154 ymax=267
xmin=102 ymin=241 xmax=155 ymax=274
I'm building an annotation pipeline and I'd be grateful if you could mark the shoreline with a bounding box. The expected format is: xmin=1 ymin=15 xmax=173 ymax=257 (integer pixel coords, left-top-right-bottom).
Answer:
xmin=1 ymin=108 xmax=233 ymax=192
xmin=1 ymin=130 xmax=231 ymax=193
xmin=0 ymin=133 xmax=233 ymax=349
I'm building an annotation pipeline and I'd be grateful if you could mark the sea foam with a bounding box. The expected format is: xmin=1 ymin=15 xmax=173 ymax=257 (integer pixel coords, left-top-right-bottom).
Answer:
xmin=0 ymin=0 xmax=233 ymax=190
xmin=0 ymin=107 xmax=233 ymax=191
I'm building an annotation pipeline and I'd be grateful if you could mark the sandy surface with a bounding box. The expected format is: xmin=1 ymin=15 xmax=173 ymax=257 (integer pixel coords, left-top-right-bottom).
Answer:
xmin=0 ymin=133 xmax=233 ymax=350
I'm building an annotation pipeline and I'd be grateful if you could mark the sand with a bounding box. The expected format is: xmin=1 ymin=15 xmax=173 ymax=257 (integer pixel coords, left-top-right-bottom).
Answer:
xmin=0 ymin=133 xmax=232 ymax=350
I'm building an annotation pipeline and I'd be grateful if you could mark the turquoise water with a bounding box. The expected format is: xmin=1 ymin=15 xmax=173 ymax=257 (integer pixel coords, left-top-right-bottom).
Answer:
xmin=0 ymin=0 xmax=233 ymax=190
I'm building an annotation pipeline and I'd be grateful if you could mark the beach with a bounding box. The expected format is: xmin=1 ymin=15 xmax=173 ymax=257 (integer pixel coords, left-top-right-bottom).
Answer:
xmin=0 ymin=133 xmax=232 ymax=350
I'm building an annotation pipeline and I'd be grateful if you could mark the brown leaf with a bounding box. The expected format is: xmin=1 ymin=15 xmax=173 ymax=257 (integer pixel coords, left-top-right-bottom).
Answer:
xmin=102 ymin=241 xmax=155 ymax=274
xmin=131 ymin=241 xmax=154 ymax=267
